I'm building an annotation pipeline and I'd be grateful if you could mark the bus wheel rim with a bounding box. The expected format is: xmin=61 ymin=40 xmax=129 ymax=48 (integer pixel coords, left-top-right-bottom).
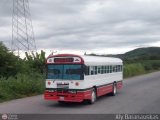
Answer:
xmin=91 ymin=91 xmax=96 ymax=103
xmin=114 ymin=84 xmax=117 ymax=94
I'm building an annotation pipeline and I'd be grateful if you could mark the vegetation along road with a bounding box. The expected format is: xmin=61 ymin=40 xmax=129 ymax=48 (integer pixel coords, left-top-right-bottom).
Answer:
xmin=0 ymin=71 xmax=160 ymax=114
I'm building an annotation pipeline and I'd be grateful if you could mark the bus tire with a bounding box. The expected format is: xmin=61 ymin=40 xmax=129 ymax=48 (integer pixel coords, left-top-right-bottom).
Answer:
xmin=88 ymin=88 xmax=97 ymax=104
xmin=111 ymin=83 xmax=117 ymax=96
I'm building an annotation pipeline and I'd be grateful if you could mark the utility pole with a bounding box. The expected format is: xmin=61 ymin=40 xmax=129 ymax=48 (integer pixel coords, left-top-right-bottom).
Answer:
xmin=12 ymin=0 xmax=36 ymax=56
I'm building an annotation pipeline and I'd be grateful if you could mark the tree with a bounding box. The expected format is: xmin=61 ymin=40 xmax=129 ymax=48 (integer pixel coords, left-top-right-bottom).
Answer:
xmin=25 ymin=50 xmax=46 ymax=74
xmin=0 ymin=42 xmax=20 ymax=77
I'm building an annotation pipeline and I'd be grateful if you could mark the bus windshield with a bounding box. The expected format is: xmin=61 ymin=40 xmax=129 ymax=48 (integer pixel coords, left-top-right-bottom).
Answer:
xmin=47 ymin=64 xmax=84 ymax=80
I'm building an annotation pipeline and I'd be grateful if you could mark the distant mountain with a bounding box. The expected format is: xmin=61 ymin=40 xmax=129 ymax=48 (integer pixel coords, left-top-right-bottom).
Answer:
xmin=95 ymin=47 xmax=160 ymax=60
xmin=122 ymin=47 xmax=160 ymax=60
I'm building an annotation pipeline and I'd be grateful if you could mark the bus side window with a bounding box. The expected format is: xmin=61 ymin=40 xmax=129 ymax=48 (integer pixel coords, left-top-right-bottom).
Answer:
xmin=110 ymin=66 xmax=112 ymax=73
xmin=107 ymin=66 xmax=109 ymax=73
xmin=91 ymin=70 xmax=94 ymax=75
xmin=117 ymin=65 xmax=120 ymax=72
xmin=101 ymin=66 xmax=104 ymax=74
xmin=98 ymin=66 xmax=101 ymax=74
xmin=92 ymin=66 xmax=95 ymax=75
xmin=112 ymin=66 xmax=114 ymax=72
xmin=90 ymin=66 xmax=94 ymax=75
xmin=121 ymin=65 xmax=123 ymax=72
xmin=84 ymin=66 xmax=89 ymax=75
xmin=115 ymin=65 xmax=118 ymax=72
xmin=104 ymin=66 xmax=107 ymax=73
xmin=117 ymin=65 xmax=122 ymax=72
xmin=94 ymin=66 xmax=97 ymax=74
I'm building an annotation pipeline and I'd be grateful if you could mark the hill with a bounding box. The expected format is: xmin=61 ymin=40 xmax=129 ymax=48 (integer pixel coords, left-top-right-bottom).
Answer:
xmin=122 ymin=47 xmax=160 ymax=60
xmin=105 ymin=47 xmax=160 ymax=60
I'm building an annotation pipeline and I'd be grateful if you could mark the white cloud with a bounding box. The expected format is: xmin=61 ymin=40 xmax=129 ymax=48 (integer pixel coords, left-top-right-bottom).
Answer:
xmin=0 ymin=0 xmax=160 ymax=54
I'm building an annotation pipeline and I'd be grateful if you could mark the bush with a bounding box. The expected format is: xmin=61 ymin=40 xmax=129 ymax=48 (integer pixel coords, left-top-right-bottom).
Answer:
xmin=123 ymin=60 xmax=160 ymax=78
xmin=140 ymin=60 xmax=160 ymax=71
xmin=0 ymin=42 xmax=46 ymax=102
xmin=0 ymin=72 xmax=44 ymax=102
xmin=124 ymin=63 xmax=145 ymax=78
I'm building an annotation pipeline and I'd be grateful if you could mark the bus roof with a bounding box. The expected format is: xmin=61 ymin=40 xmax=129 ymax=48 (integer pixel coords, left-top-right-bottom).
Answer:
xmin=81 ymin=55 xmax=123 ymax=66
xmin=47 ymin=54 xmax=123 ymax=65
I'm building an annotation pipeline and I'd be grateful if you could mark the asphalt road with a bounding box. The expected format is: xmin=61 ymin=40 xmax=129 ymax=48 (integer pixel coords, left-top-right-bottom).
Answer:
xmin=0 ymin=71 xmax=160 ymax=114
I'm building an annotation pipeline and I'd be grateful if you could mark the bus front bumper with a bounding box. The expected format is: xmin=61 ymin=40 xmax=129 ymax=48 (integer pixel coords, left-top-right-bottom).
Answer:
xmin=44 ymin=90 xmax=92 ymax=102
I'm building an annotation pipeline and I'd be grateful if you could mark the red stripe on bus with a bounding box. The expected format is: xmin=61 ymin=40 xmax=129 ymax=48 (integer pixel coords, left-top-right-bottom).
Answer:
xmin=97 ymin=84 xmax=113 ymax=96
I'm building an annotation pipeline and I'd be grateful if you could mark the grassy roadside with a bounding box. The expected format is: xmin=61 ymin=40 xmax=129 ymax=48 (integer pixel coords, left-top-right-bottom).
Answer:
xmin=0 ymin=72 xmax=44 ymax=103
xmin=123 ymin=60 xmax=160 ymax=78
xmin=0 ymin=42 xmax=46 ymax=103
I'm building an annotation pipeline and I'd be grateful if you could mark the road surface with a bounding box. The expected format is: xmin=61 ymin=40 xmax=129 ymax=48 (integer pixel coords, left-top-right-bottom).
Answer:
xmin=0 ymin=71 xmax=160 ymax=114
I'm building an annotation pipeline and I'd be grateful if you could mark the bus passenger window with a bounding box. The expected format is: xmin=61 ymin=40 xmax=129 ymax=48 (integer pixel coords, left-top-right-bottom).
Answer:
xmin=101 ymin=66 xmax=104 ymax=74
xmin=107 ymin=66 xmax=109 ymax=73
xmin=95 ymin=66 xmax=97 ymax=74
xmin=84 ymin=66 xmax=89 ymax=75
xmin=121 ymin=65 xmax=123 ymax=72
xmin=112 ymin=66 xmax=114 ymax=72
xmin=91 ymin=70 xmax=94 ymax=75
xmin=104 ymin=66 xmax=107 ymax=73
xmin=93 ymin=66 xmax=95 ymax=75
xmin=98 ymin=67 xmax=101 ymax=74
xmin=90 ymin=66 xmax=94 ymax=75
xmin=116 ymin=65 xmax=118 ymax=72
xmin=117 ymin=65 xmax=121 ymax=72
xmin=117 ymin=65 xmax=120 ymax=72
xmin=110 ymin=66 xmax=112 ymax=73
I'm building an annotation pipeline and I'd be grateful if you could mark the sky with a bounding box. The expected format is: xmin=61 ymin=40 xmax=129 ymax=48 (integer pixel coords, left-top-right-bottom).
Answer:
xmin=0 ymin=0 xmax=160 ymax=55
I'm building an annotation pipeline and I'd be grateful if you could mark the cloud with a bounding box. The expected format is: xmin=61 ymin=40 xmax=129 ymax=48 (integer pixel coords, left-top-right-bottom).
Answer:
xmin=0 ymin=0 xmax=160 ymax=54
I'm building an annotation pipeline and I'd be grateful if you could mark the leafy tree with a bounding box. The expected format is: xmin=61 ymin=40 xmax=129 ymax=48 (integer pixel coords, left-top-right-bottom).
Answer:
xmin=0 ymin=42 xmax=20 ymax=77
xmin=25 ymin=50 xmax=46 ymax=74
xmin=0 ymin=42 xmax=46 ymax=77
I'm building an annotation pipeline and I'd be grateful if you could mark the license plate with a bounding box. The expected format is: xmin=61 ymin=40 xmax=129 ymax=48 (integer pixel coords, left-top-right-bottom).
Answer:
xmin=59 ymin=96 xmax=64 ymax=100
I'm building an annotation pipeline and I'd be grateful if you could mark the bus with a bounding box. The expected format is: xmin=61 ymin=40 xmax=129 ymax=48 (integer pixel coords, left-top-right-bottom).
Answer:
xmin=44 ymin=54 xmax=123 ymax=104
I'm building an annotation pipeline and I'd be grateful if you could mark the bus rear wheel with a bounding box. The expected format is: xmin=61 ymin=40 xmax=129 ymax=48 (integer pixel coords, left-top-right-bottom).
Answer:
xmin=111 ymin=83 xmax=117 ymax=96
xmin=88 ymin=88 xmax=97 ymax=104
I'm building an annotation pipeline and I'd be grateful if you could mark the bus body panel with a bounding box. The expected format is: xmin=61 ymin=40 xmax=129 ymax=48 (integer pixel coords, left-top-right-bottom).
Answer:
xmin=83 ymin=72 xmax=123 ymax=97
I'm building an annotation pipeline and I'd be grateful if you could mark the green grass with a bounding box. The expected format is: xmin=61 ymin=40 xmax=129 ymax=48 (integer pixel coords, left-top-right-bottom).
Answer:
xmin=123 ymin=63 xmax=145 ymax=78
xmin=0 ymin=72 xmax=44 ymax=102
xmin=123 ymin=60 xmax=160 ymax=78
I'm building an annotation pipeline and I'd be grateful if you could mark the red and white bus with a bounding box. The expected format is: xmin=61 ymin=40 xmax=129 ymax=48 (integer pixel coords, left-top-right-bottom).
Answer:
xmin=44 ymin=54 xmax=123 ymax=104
